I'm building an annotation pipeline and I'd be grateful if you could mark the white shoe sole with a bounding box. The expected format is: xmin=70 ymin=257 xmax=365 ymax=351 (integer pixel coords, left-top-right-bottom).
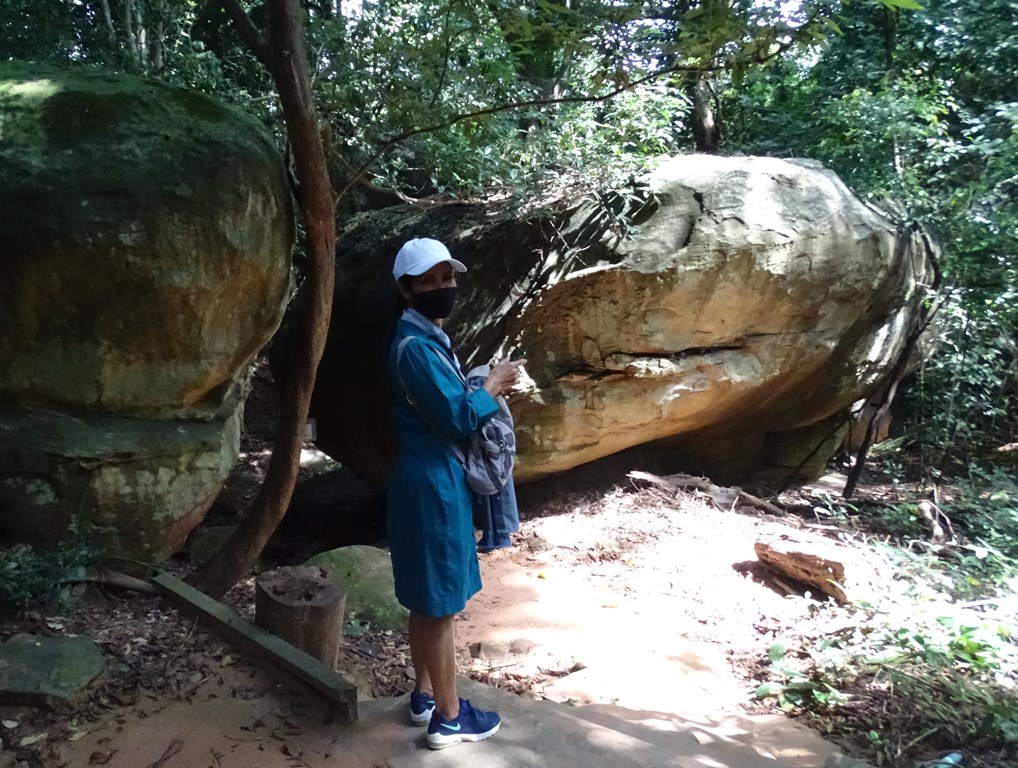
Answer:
xmin=411 ymin=707 xmax=434 ymax=727
xmin=427 ymin=721 xmax=500 ymax=750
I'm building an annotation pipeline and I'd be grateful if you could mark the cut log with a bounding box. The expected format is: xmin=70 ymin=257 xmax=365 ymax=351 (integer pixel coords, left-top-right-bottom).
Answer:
xmin=255 ymin=566 xmax=346 ymax=669
xmin=151 ymin=572 xmax=357 ymax=722
xmin=754 ymin=536 xmax=849 ymax=603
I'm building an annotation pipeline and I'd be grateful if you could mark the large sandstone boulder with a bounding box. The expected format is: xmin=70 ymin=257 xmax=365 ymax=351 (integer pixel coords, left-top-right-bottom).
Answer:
xmin=510 ymin=157 xmax=935 ymax=482
xmin=0 ymin=64 xmax=293 ymax=562
xmin=275 ymin=155 xmax=936 ymax=487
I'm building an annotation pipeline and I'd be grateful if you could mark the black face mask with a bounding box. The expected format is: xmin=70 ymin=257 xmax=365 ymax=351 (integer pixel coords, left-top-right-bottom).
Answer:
xmin=413 ymin=286 xmax=458 ymax=320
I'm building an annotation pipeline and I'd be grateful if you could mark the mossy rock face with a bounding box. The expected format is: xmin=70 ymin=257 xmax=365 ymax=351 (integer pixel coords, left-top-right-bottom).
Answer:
xmin=0 ymin=63 xmax=293 ymax=413
xmin=306 ymin=546 xmax=409 ymax=631
xmin=0 ymin=63 xmax=292 ymax=563
xmin=0 ymin=634 xmax=106 ymax=709
xmin=0 ymin=398 xmax=243 ymax=566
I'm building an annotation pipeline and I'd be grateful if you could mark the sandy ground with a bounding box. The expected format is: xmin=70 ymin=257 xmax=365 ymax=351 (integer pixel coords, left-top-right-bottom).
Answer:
xmin=460 ymin=484 xmax=810 ymax=705
xmin=19 ymin=480 xmax=853 ymax=768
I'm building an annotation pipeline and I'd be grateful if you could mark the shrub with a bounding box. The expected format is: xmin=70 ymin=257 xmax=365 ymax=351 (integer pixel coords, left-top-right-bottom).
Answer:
xmin=0 ymin=533 xmax=98 ymax=611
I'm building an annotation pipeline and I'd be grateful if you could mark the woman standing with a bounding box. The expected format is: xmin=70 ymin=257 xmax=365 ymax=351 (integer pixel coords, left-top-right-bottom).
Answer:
xmin=387 ymin=237 xmax=524 ymax=750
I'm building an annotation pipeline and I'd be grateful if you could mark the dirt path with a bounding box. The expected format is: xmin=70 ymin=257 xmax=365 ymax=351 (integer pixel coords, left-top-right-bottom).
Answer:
xmin=35 ymin=481 xmax=855 ymax=768
xmin=461 ymin=484 xmax=807 ymax=704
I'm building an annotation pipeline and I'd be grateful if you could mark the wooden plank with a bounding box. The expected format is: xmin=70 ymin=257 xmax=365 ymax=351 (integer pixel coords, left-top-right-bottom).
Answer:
xmin=151 ymin=572 xmax=357 ymax=723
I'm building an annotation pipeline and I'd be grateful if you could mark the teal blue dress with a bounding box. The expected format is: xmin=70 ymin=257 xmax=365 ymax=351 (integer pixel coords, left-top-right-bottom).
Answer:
xmin=386 ymin=313 xmax=499 ymax=617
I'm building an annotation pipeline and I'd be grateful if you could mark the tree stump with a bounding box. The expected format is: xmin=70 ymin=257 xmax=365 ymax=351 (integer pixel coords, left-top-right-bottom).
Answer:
xmin=255 ymin=566 xmax=346 ymax=669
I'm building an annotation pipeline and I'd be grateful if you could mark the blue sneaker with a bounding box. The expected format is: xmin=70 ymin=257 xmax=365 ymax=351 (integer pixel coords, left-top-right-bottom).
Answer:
xmin=410 ymin=689 xmax=435 ymax=726
xmin=427 ymin=698 xmax=501 ymax=749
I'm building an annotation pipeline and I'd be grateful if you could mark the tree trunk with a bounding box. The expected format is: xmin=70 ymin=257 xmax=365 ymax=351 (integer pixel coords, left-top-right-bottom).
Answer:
xmin=882 ymin=6 xmax=896 ymax=73
xmin=122 ymin=0 xmax=138 ymax=64
xmin=189 ymin=0 xmax=336 ymax=597
xmin=148 ymin=23 xmax=164 ymax=72
xmin=690 ymin=76 xmax=721 ymax=153
xmin=98 ymin=0 xmax=117 ymax=45
xmin=255 ymin=566 xmax=346 ymax=667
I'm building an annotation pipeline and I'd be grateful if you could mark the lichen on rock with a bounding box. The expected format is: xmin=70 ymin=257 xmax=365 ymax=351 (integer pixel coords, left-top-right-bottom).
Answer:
xmin=0 ymin=63 xmax=294 ymax=563
xmin=0 ymin=62 xmax=293 ymax=415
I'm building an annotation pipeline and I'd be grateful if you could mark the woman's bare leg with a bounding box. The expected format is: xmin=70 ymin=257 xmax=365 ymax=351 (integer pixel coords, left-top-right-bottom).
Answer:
xmin=408 ymin=612 xmax=433 ymax=695
xmin=408 ymin=611 xmax=459 ymax=719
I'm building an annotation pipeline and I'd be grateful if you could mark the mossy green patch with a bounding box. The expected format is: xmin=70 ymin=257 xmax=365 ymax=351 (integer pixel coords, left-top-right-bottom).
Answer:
xmin=0 ymin=633 xmax=106 ymax=708
xmin=0 ymin=61 xmax=281 ymax=194
xmin=0 ymin=61 xmax=269 ymax=147
xmin=0 ymin=61 xmax=293 ymax=411
xmin=42 ymin=90 xmax=135 ymax=148
xmin=306 ymin=546 xmax=409 ymax=631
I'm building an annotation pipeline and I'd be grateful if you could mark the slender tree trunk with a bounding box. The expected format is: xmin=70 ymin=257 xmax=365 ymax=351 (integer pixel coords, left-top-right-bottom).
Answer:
xmin=189 ymin=0 xmax=336 ymax=598
xmin=122 ymin=0 xmax=140 ymax=64
xmin=882 ymin=7 xmax=896 ymax=73
xmin=136 ymin=19 xmax=147 ymax=66
xmin=98 ymin=0 xmax=117 ymax=45
xmin=149 ymin=28 xmax=164 ymax=72
xmin=690 ymin=76 xmax=721 ymax=153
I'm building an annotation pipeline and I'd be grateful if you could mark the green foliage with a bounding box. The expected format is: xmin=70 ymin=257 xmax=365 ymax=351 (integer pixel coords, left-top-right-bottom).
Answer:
xmin=879 ymin=0 xmax=924 ymax=9
xmin=0 ymin=534 xmax=98 ymax=611
xmin=756 ymin=595 xmax=1018 ymax=763
xmin=309 ymin=0 xmax=716 ymax=198
xmin=938 ymin=467 xmax=1018 ymax=598
xmin=865 ymin=613 xmax=1018 ymax=753
xmin=727 ymin=0 xmax=1018 ymax=467
xmin=820 ymin=465 xmax=1018 ymax=600
xmin=763 ymin=478 xmax=1018 ymax=763
xmin=755 ymin=639 xmax=848 ymax=712
xmin=910 ymin=291 xmax=1018 ymax=462
xmin=2 ymin=0 xmax=849 ymax=202
xmin=409 ymin=80 xmax=695 ymax=199
xmin=864 ymin=500 xmax=930 ymax=541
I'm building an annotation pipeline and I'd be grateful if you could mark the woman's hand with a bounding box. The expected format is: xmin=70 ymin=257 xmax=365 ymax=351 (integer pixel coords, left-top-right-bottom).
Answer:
xmin=483 ymin=359 xmax=527 ymax=397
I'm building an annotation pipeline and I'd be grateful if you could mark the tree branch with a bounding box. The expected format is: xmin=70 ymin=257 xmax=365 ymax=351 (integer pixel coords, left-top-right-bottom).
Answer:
xmin=335 ymin=62 xmax=709 ymax=202
xmin=217 ymin=0 xmax=271 ymax=66
xmin=332 ymin=6 xmax=830 ymax=202
xmin=428 ymin=3 xmax=454 ymax=109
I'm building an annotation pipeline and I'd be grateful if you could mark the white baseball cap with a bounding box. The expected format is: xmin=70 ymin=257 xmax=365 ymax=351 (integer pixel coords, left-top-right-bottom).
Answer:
xmin=392 ymin=238 xmax=467 ymax=281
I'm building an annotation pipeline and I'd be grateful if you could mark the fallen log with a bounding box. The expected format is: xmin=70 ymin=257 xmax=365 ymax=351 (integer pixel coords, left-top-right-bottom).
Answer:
xmin=69 ymin=568 xmax=159 ymax=594
xmin=754 ymin=536 xmax=849 ymax=604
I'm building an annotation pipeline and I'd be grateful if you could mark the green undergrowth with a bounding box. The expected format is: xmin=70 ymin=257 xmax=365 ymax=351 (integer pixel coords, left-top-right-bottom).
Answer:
xmin=756 ymin=461 xmax=1018 ymax=767
xmin=0 ymin=524 xmax=100 ymax=613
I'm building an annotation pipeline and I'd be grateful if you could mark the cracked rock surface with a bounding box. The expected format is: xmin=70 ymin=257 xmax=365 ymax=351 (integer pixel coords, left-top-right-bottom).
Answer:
xmin=283 ymin=154 xmax=937 ymax=486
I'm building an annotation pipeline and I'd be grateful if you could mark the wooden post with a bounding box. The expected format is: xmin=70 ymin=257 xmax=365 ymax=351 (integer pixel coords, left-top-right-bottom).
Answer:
xmin=255 ymin=566 xmax=346 ymax=669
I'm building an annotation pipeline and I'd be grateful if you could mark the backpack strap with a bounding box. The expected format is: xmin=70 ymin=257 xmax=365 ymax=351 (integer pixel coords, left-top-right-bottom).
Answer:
xmin=398 ymin=335 xmax=468 ymax=387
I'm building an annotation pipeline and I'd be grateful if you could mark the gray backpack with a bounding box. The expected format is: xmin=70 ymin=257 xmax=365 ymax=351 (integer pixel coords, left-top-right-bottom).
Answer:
xmin=395 ymin=337 xmax=516 ymax=496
